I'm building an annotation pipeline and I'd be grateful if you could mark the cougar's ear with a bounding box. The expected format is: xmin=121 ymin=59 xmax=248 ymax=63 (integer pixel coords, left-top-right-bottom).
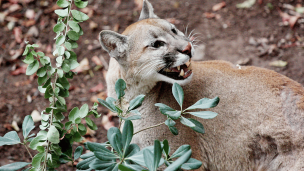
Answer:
xmin=99 ymin=30 xmax=128 ymax=59
xmin=139 ymin=0 xmax=159 ymax=21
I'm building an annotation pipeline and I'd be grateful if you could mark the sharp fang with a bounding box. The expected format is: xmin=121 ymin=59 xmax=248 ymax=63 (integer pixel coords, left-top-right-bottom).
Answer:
xmin=180 ymin=69 xmax=185 ymax=76
xmin=164 ymin=68 xmax=171 ymax=72
xmin=188 ymin=64 xmax=192 ymax=70
xmin=177 ymin=66 xmax=180 ymax=70
xmin=186 ymin=61 xmax=191 ymax=67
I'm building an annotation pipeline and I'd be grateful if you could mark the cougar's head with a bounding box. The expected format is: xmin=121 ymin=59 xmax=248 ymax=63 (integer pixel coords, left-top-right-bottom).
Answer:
xmin=99 ymin=0 xmax=194 ymax=86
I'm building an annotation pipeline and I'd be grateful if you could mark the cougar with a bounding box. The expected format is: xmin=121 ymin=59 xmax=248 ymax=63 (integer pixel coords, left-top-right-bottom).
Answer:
xmin=98 ymin=0 xmax=304 ymax=170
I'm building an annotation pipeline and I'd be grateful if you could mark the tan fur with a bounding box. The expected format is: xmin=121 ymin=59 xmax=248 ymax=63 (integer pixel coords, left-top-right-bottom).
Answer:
xmin=100 ymin=1 xmax=304 ymax=170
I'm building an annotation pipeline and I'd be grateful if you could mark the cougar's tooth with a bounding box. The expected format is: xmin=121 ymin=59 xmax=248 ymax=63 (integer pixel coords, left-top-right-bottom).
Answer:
xmin=186 ymin=61 xmax=191 ymax=67
xmin=180 ymin=69 xmax=185 ymax=76
xmin=177 ymin=66 xmax=180 ymax=70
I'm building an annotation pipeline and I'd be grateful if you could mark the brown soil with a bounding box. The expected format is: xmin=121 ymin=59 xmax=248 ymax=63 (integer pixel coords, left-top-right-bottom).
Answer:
xmin=0 ymin=0 xmax=303 ymax=170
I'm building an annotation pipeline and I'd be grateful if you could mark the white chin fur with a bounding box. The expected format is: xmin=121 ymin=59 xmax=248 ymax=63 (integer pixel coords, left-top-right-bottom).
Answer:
xmin=155 ymin=72 xmax=193 ymax=85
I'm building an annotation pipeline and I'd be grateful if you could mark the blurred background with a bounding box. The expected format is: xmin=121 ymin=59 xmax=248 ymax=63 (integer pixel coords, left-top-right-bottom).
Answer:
xmin=0 ymin=0 xmax=303 ymax=169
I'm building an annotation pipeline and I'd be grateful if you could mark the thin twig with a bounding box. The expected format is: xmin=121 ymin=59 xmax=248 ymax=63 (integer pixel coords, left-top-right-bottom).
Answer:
xmin=133 ymin=122 xmax=165 ymax=135
xmin=23 ymin=143 xmax=33 ymax=159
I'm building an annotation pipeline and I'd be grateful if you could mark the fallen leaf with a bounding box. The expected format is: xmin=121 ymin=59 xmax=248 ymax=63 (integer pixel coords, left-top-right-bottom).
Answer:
xmin=90 ymin=91 xmax=107 ymax=103
xmin=26 ymin=26 xmax=39 ymax=37
xmin=22 ymin=19 xmax=36 ymax=27
xmin=269 ymin=60 xmax=288 ymax=67
xmin=85 ymin=127 xmax=96 ymax=136
xmin=80 ymin=7 xmax=94 ymax=17
xmin=101 ymin=115 xmax=115 ymax=130
xmin=278 ymin=10 xmax=300 ymax=28
xmin=25 ymin=9 xmax=35 ymax=19
xmin=114 ymin=0 xmax=121 ymax=8
xmin=236 ymin=0 xmax=256 ymax=8
xmin=0 ymin=12 xmax=8 ymax=22
xmin=13 ymin=27 xmax=22 ymax=43
xmin=91 ymin=56 xmax=103 ymax=66
xmin=212 ymin=2 xmax=226 ymax=11
xmin=204 ymin=12 xmax=219 ymax=19
xmin=8 ymin=4 xmax=21 ymax=13
xmin=11 ymin=121 xmax=20 ymax=131
xmin=134 ymin=0 xmax=143 ymax=10
xmin=31 ymin=110 xmax=41 ymax=122
xmin=7 ymin=21 xmax=15 ymax=30
xmin=8 ymin=49 xmax=23 ymax=61
xmin=10 ymin=65 xmax=27 ymax=75
xmin=4 ymin=124 xmax=13 ymax=130
xmin=90 ymin=83 xmax=105 ymax=93
xmin=73 ymin=58 xmax=90 ymax=73
xmin=113 ymin=23 xmax=119 ymax=32
xmin=89 ymin=21 xmax=98 ymax=30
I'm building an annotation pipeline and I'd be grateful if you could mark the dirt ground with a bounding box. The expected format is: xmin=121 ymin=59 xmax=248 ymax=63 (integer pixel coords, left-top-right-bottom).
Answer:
xmin=0 ymin=0 xmax=303 ymax=170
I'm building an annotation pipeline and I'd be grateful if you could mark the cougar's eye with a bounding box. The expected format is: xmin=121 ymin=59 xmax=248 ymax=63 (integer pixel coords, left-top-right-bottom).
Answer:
xmin=152 ymin=41 xmax=165 ymax=48
xmin=172 ymin=28 xmax=177 ymax=34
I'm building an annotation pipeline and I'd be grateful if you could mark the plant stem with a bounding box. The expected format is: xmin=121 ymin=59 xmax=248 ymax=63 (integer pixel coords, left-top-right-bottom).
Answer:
xmin=133 ymin=122 xmax=165 ymax=135
xmin=23 ymin=143 xmax=33 ymax=159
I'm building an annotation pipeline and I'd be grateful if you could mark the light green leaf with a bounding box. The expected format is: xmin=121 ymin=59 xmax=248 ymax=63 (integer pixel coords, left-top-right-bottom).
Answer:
xmin=85 ymin=117 xmax=97 ymax=130
xmin=29 ymin=135 xmax=46 ymax=150
xmin=97 ymin=98 xmax=117 ymax=113
xmin=75 ymin=1 xmax=88 ymax=8
xmin=0 ymin=162 xmax=30 ymax=171
xmin=37 ymin=52 xmax=44 ymax=57
xmin=69 ymin=107 xmax=80 ymax=123
xmin=79 ymin=104 xmax=89 ymax=118
xmin=155 ymin=103 xmax=175 ymax=115
xmin=165 ymin=118 xmax=176 ymax=127
xmin=57 ymin=96 xmax=66 ymax=105
xmin=172 ymin=83 xmax=184 ymax=108
xmin=57 ymin=68 xmax=64 ymax=78
xmin=153 ymin=140 xmax=162 ymax=171
xmin=185 ymin=97 xmax=219 ymax=111
xmin=64 ymin=42 xmax=72 ymax=51
xmin=188 ymin=118 xmax=205 ymax=134
xmin=181 ymin=158 xmax=202 ymax=170
xmin=53 ymin=22 xmax=65 ymax=32
xmin=143 ymin=149 xmax=153 ymax=171
xmin=23 ymin=53 xmax=34 ymax=64
xmin=40 ymin=56 xmax=50 ymax=66
xmin=0 ymin=131 xmax=21 ymax=146
xmin=55 ymin=8 xmax=69 ymax=17
xmin=165 ymin=111 xmax=181 ymax=120
xmin=67 ymin=30 xmax=79 ymax=41
xmin=57 ymin=46 xmax=65 ymax=56
xmin=122 ymin=120 xmax=133 ymax=155
xmin=26 ymin=59 xmax=39 ymax=75
xmin=71 ymin=10 xmax=89 ymax=21
xmin=68 ymin=21 xmax=80 ymax=32
xmin=180 ymin=116 xmax=195 ymax=128
xmin=68 ymin=59 xmax=79 ymax=70
xmin=186 ymin=111 xmax=218 ymax=119
xmin=22 ymin=115 xmax=35 ymax=139
xmin=36 ymin=66 xmax=46 ymax=77
xmin=47 ymin=125 xmax=60 ymax=144
xmin=57 ymin=0 xmax=70 ymax=8
xmin=115 ymin=79 xmax=126 ymax=99
xmin=164 ymin=150 xmax=192 ymax=171
xmin=74 ymin=146 xmax=83 ymax=160
xmin=32 ymin=152 xmax=44 ymax=169
xmin=56 ymin=35 xmax=65 ymax=46
xmin=128 ymin=95 xmax=145 ymax=111
xmin=170 ymin=145 xmax=190 ymax=159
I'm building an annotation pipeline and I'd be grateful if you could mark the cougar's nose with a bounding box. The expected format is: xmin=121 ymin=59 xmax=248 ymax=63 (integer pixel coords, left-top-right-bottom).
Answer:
xmin=182 ymin=42 xmax=192 ymax=58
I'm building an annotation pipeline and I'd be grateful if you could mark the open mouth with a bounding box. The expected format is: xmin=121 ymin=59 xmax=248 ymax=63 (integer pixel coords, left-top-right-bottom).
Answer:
xmin=158 ymin=59 xmax=192 ymax=80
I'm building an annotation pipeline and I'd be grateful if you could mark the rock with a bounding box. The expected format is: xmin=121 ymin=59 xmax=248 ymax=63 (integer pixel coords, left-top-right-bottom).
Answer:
xmin=31 ymin=110 xmax=41 ymax=122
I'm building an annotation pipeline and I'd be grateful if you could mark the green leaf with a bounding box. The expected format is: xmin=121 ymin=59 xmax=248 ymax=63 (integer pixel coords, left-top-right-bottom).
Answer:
xmin=48 ymin=125 xmax=60 ymax=144
xmin=153 ymin=140 xmax=162 ymax=171
xmin=115 ymin=79 xmax=126 ymax=99
xmin=89 ymin=159 xmax=117 ymax=170
xmin=128 ymin=95 xmax=145 ymax=111
xmin=22 ymin=115 xmax=35 ymax=139
xmin=165 ymin=118 xmax=176 ymax=127
xmin=186 ymin=111 xmax=218 ymax=119
xmin=32 ymin=152 xmax=44 ymax=169
xmin=23 ymin=45 xmax=30 ymax=56
xmin=98 ymin=98 xmax=117 ymax=113
xmin=67 ymin=30 xmax=79 ymax=41
xmin=69 ymin=107 xmax=80 ymax=123
xmin=75 ymin=117 xmax=81 ymax=124
xmin=122 ymin=115 xmax=141 ymax=120
xmin=170 ymin=145 xmax=190 ymax=159
xmin=74 ymin=146 xmax=83 ymax=160
xmin=57 ymin=77 xmax=70 ymax=90
xmin=164 ymin=150 xmax=192 ymax=171
xmin=57 ymin=96 xmax=66 ymax=105
xmin=181 ymin=158 xmax=202 ymax=170
xmin=165 ymin=111 xmax=181 ymax=120
xmin=185 ymin=97 xmax=220 ymax=111
xmin=68 ymin=21 xmax=80 ymax=32
xmin=57 ymin=68 xmax=64 ymax=78
xmin=155 ymin=103 xmax=175 ymax=115
xmin=57 ymin=0 xmax=69 ymax=8
xmin=143 ymin=149 xmax=154 ymax=171
xmin=65 ymin=121 xmax=73 ymax=130
xmin=71 ymin=10 xmax=89 ymax=21
xmin=236 ymin=0 xmax=256 ymax=8
xmin=26 ymin=59 xmax=39 ymax=75
xmin=180 ymin=116 xmax=195 ymax=128
xmin=72 ymin=132 xmax=82 ymax=142
xmin=29 ymin=135 xmax=46 ymax=150
xmin=64 ymin=42 xmax=72 ymax=51
xmin=23 ymin=52 xmax=34 ymax=64
xmin=55 ymin=8 xmax=69 ymax=17
xmin=75 ymin=0 xmax=88 ymax=8
xmin=163 ymin=139 xmax=170 ymax=157
xmin=40 ymin=56 xmax=50 ymax=66
xmin=36 ymin=66 xmax=46 ymax=77
xmin=118 ymin=164 xmax=136 ymax=171
xmin=78 ymin=123 xmax=87 ymax=135
xmin=79 ymin=104 xmax=89 ymax=118
xmin=188 ymin=118 xmax=205 ymax=134
xmin=68 ymin=59 xmax=79 ymax=70
xmin=0 ymin=131 xmax=21 ymax=146
xmin=53 ymin=22 xmax=65 ymax=32
xmin=68 ymin=40 xmax=78 ymax=49
xmin=56 ymin=35 xmax=65 ymax=46
xmin=172 ymin=83 xmax=184 ymax=108
xmin=85 ymin=117 xmax=97 ymax=130
xmin=0 ymin=162 xmax=30 ymax=171
xmin=110 ymin=133 xmax=123 ymax=156
xmin=125 ymin=144 xmax=140 ymax=158
xmin=37 ymin=52 xmax=45 ymax=57
xmin=168 ymin=126 xmax=178 ymax=135
xmin=62 ymin=62 xmax=71 ymax=73
xmin=122 ymin=120 xmax=133 ymax=155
